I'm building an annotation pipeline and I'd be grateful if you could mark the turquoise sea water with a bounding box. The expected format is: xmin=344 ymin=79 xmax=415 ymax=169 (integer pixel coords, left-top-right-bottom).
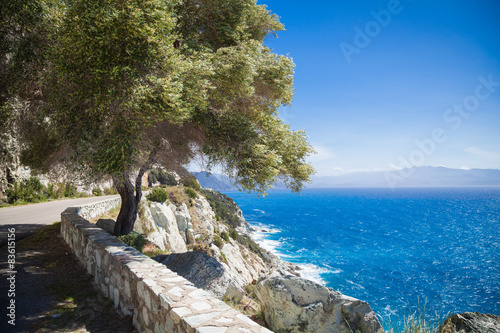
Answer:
xmin=225 ymin=188 xmax=500 ymax=327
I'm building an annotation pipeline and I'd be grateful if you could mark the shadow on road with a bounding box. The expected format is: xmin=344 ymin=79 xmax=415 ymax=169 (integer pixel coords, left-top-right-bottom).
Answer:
xmin=0 ymin=224 xmax=48 ymax=247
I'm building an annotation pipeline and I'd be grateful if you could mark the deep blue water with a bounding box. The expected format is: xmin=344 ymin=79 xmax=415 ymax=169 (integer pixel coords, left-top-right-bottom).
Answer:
xmin=225 ymin=188 xmax=500 ymax=327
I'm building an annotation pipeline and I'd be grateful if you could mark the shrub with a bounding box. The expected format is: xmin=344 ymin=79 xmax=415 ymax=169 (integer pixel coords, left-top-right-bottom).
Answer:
xmin=237 ymin=234 xmax=268 ymax=261
xmin=167 ymin=188 xmax=181 ymax=204
xmin=117 ymin=232 xmax=146 ymax=253
xmin=184 ymin=187 xmax=197 ymax=199
xmin=221 ymin=231 xmax=230 ymax=242
xmin=63 ymin=183 xmax=77 ymax=197
xmin=5 ymin=177 xmax=46 ymax=204
xmin=92 ymin=187 xmax=103 ymax=196
xmin=46 ymin=183 xmax=57 ymax=199
xmin=201 ymin=189 xmax=241 ymax=228
xmin=182 ymin=176 xmax=201 ymax=191
xmin=213 ymin=235 xmax=224 ymax=249
xmin=146 ymin=187 xmax=169 ymax=203
xmin=148 ymin=168 xmax=178 ymax=186
xmin=229 ymin=228 xmax=238 ymax=240
xmin=194 ymin=242 xmax=212 ymax=256
xmin=103 ymin=187 xmax=118 ymax=195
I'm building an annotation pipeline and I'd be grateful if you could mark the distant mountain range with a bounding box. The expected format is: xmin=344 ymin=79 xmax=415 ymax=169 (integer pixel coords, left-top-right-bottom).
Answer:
xmin=191 ymin=171 xmax=239 ymax=191
xmin=310 ymin=166 xmax=500 ymax=188
xmin=193 ymin=167 xmax=500 ymax=190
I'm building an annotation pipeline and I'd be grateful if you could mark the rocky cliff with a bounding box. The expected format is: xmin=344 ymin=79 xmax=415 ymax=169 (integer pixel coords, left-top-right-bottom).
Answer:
xmin=127 ymin=186 xmax=383 ymax=332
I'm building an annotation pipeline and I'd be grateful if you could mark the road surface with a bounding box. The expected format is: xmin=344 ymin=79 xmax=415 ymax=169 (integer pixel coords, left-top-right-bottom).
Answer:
xmin=0 ymin=195 xmax=119 ymax=247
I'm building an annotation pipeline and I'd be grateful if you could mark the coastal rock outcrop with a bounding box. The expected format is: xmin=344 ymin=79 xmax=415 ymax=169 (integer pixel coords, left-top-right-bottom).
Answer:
xmin=154 ymin=251 xmax=244 ymax=302
xmin=255 ymin=275 xmax=383 ymax=333
xmin=133 ymin=190 xmax=272 ymax=287
xmin=439 ymin=312 xmax=500 ymax=333
xmin=132 ymin=186 xmax=384 ymax=332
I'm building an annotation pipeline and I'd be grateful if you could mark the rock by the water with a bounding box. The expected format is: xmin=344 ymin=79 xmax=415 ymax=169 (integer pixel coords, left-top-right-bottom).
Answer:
xmin=439 ymin=312 xmax=500 ymax=333
xmin=156 ymin=251 xmax=244 ymax=302
xmin=96 ymin=219 xmax=115 ymax=234
xmin=255 ymin=275 xmax=382 ymax=333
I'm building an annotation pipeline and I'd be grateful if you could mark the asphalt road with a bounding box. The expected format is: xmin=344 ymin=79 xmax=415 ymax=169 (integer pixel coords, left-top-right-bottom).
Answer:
xmin=0 ymin=195 xmax=119 ymax=247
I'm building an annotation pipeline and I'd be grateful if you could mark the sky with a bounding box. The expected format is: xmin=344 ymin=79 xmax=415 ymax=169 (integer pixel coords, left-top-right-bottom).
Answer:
xmin=259 ymin=0 xmax=500 ymax=177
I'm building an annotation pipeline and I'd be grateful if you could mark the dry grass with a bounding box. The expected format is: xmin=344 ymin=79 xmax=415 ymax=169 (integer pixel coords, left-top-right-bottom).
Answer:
xmin=141 ymin=240 xmax=170 ymax=257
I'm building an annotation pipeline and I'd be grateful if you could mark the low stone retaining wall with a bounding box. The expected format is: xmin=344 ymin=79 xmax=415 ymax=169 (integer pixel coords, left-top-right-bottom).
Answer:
xmin=61 ymin=198 xmax=271 ymax=333
xmin=76 ymin=196 xmax=121 ymax=220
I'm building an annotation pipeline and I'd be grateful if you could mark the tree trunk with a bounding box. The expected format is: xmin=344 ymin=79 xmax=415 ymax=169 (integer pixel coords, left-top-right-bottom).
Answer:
xmin=113 ymin=150 xmax=158 ymax=236
xmin=113 ymin=172 xmax=141 ymax=236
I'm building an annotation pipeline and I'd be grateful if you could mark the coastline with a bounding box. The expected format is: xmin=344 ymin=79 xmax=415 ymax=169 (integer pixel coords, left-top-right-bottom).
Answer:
xmin=247 ymin=222 xmax=331 ymax=286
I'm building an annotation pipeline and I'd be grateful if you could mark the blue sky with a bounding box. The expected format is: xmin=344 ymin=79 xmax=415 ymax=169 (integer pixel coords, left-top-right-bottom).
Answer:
xmin=260 ymin=0 xmax=500 ymax=176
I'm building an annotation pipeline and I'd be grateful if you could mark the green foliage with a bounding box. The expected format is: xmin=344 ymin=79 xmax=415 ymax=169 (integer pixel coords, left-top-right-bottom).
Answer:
xmin=92 ymin=187 xmax=103 ymax=196
xmin=202 ymin=189 xmax=241 ymax=228
xmin=11 ymin=0 xmax=315 ymax=235
xmin=63 ymin=183 xmax=77 ymax=198
xmin=229 ymin=228 xmax=238 ymax=240
xmin=146 ymin=187 xmax=169 ymax=203
xmin=117 ymin=232 xmax=146 ymax=253
xmin=182 ymin=176 xmax=201 ymax=191
xmin=386 ymin=300 xmax=442 ymax=333
xmin=4 ymin=177 xmax=84 ymax=204
xmin=6 ymin=177 xmax=45 ymax=204
xmin=184 ymin=187 xmax=197 ymax=199
xmin=213 ymin=235 xmax=224 ymax=249
xmin=46 ymin=183 xmax=57 ymax=198
xmin=103 ymin=187 xmax=118 ymax=195
xmin=148 ymin=168 xmax=177 ymax=186
xmin=221 ymin=231 xmax=230 ymax=242
xmin=237 ymin=233 xmax=268 ymax=262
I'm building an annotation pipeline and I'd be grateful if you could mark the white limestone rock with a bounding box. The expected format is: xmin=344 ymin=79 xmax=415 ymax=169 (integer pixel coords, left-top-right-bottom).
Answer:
xmin=172 ymin=203 xmax=191 ymax=242
xmin=191 ymin=196 xmax=216 ymax=237
xmin=148 ymin=202 xmax=187 ymax=253
xmin=255 ymin=275 xmax=383 ymax=333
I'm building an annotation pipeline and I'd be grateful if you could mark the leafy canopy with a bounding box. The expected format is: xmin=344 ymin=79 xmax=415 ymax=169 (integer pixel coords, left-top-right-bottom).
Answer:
xmin=14 ymin=0 xmax=315 ymax=194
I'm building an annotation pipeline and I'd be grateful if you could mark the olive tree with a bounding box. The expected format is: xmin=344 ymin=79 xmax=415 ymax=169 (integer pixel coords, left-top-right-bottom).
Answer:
xmin=18 ymin=0 xmax=315 ymax=235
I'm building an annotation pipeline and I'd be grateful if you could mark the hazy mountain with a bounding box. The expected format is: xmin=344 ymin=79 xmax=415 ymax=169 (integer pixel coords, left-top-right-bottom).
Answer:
xmin=193 ymin=167 xmax=500 ymax=190
xmin=309 ymin=166 xmax=500 ymax=188
xmin=191 ymin=171 xmax=239 ymax=191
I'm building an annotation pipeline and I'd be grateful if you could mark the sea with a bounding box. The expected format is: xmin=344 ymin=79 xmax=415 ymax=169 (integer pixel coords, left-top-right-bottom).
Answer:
xmin=224 ymin=187 xmax=500 ymax=329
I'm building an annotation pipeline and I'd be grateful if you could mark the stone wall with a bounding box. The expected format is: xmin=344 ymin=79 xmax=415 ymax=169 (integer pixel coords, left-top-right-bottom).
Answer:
xmin=76 ymin=196 xmax=122 ymax=220
xmin=61 ymin=198 xmax=271 ymax=333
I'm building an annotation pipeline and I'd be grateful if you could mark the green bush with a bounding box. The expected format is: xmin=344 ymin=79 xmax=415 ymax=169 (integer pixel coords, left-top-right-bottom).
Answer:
xmin=92 ymin=187 xmax=103 ymax=196
xmin=117 ymin=232 xmax=146 ymax=253
xmin=213 ymin=235 xmax=224 ymax=249
xmin=184 ymin=187 xmax=197 ymax=199
xmin=148 ymin=168 xmax=178 ymax=186
xmin=6 ymin=177 xmax=46 ymax=204
xmin=146 ymin=187 xmax=169 ymax=203
xmin=103 ymin=187 xmax=118 ymax=195
xmin=182 ymin=176 xmax=201 ymax=191
xmin=201 ymin=189 xmax=241 ymax=228
xmin=229 ymin=228 xmax=238 ymax=240
xmin=63 ymin=183 xmax=77 ymax=197
xmin=221 ymin=231 xmax=230 ymax=242
xmin=46 ymin=183 xmax=57 ymax=199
